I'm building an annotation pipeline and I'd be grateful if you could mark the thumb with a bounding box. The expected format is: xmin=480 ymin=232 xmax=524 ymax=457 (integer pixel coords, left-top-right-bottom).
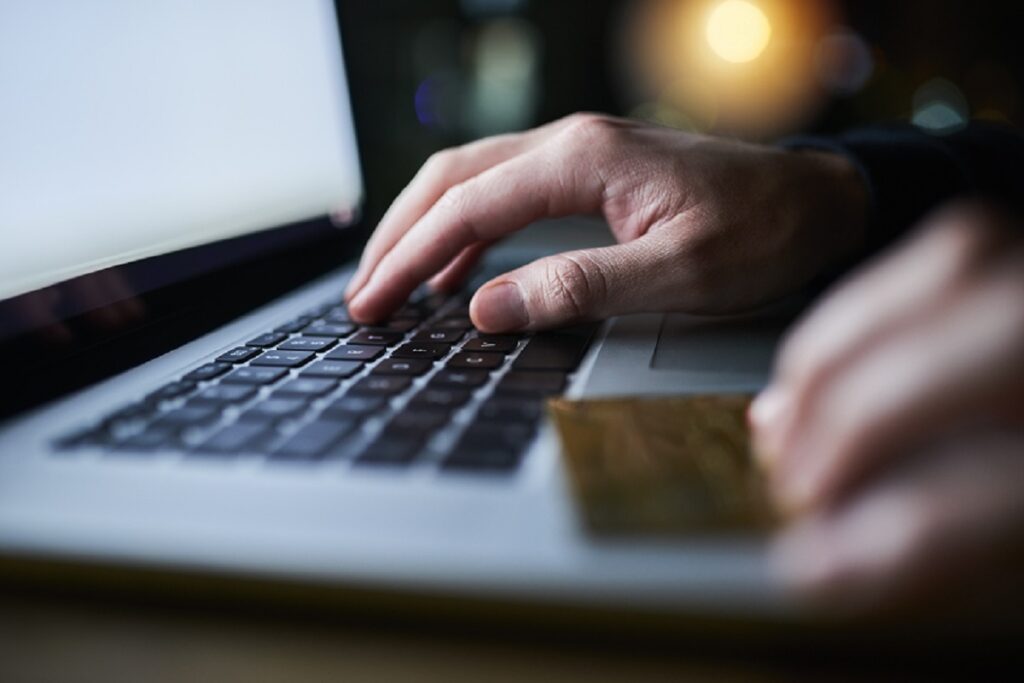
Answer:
xmin=469 ymin=241 xmax=666 ymax=332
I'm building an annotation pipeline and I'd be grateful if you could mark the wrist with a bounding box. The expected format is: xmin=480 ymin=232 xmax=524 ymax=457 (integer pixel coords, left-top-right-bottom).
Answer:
xmin=789 ymin=149 xmax=869 ymax=269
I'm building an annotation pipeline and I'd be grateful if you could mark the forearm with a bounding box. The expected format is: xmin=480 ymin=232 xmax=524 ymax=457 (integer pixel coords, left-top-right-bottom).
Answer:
xmin=782 ymin=123 xmax=1024 ymax=257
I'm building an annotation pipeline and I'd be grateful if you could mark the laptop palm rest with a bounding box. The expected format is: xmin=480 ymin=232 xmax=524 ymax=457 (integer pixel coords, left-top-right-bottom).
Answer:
xmin=579 ymin=312 xmax=787 ymax=397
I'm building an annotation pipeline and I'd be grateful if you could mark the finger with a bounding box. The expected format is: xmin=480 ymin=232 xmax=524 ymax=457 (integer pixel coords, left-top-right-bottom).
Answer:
xmin=750 ymin=205 xmax=1016 ymax=468
xmin=770 ymin=253 xmax=1024 ymax=511
xmin=469 ymin=237 xmax=678 ymax=332
xmin=772 ymin=433 xmax=1024 ymax=615
xmin=427 ymin=241 xmax=494 ymax=293
xmin=345 ymin=118 xmax=574 ymax=300
xmin=348 ymin=142 xmax=606 ymax=323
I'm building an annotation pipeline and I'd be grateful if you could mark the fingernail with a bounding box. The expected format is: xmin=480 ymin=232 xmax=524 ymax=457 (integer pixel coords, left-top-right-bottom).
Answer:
xmin=472 ymin=282 xmax=529 ymax=332
xmin=749 ymin=387 xmax=790 ymax=468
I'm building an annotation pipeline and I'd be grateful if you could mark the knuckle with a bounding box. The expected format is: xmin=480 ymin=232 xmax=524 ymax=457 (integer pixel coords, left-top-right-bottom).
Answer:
xmin=543 ymin=254 xmax=602 ymax=319
xmin=435 ymin=182 xmax=479 ymax=241
xmin=560 ymin=112 xmax=618 ymax=148
xmin=929 ymin=204 xmax=1013 ymax=274
xmin=423 ymin=148 xmax=457 ymax=174
xmin=437 ymin=182 xmax=469 ymax=217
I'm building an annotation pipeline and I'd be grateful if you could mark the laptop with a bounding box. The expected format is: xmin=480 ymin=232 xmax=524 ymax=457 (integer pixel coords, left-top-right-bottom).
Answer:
xmin=0 ymin=1 xmax=787 ymax=623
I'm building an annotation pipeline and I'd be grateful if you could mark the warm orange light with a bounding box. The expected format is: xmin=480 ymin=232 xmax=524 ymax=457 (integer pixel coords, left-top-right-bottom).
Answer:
xmin=705 ymin=0 xmax=772 ymax=63
xmin=619 ymin=0 xmax=839 ymax=138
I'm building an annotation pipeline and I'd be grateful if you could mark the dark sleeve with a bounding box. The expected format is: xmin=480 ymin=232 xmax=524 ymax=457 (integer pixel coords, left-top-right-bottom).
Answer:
xmin=783 ymin=123 xmax=1024 ymax=255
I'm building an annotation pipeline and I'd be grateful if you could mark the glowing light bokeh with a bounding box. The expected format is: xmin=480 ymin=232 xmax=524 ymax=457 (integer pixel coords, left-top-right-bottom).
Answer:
xmin=912 ymin=78 xmax=968 ymax=134
xmin=619 ymin=0 xmax=839 ymax=138
xmin=705 ymin=0 xmax=771 ymax=63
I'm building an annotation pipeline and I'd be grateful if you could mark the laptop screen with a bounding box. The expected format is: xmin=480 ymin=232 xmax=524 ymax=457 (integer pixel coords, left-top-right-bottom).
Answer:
xmin=0 ymin=0 xmax=367 ymax=417
xmin=0 ymin=0 xmax=363 ymax=302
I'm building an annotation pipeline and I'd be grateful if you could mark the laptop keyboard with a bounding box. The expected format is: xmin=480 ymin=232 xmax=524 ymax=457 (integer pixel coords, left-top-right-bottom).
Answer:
xmin=56 ymin=283 xmax=596 ymax=475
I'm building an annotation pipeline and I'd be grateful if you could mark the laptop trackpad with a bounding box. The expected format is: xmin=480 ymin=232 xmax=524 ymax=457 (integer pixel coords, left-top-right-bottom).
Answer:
xmin=651 ymin=314 xmax=783 ymax=373
xmin=578 ymin=312 xmax=790 ymax=397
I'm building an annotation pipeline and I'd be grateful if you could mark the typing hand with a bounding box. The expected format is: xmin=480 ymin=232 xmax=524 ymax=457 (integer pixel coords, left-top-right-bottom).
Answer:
xmin=345 ymin=114 xmax=866 ymax=332
xmin=750 ymin=203 xmax=1024 ymax=611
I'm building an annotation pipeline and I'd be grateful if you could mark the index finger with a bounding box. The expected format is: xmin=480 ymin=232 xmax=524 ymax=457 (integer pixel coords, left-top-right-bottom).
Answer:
xmin=345 ymin=120 xmax=573 ymax=300
xmin=348 ymin=143 xmax=605 ymax=322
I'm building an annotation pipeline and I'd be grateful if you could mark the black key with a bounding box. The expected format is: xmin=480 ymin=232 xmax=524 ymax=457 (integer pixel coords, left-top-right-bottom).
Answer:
xmin=407 ymin=387 xmax=471 ymax=411
xmin=381 ymin=319 xmax=418 ymax=333
xmin=323 ymin=394 xmax=387 ymax=417
xmin=146 ymin=380 xmax=197 ymax=404
xmin=429 ymin=368 xmax=489 ymax=389
xmin=274 ymin=377 xmax=337 ymax=398
xmin=433 ymin=317 xmax=473 ymax=331
xmin=222 ymin=366 xmax=287 ymax=385
xmin=325 ymin=345 xmax=385 ymax=362
xmin=447 ymin=352 xmax=503 ymax=370
xmin=323 ymin=307 xmax=351 ymax=323
xmin=250 ymin=350 xmax=314 ymax=368
xmin=275 ymin=316 xmax=315 ymax=334
xmin=513 ymin=331 xmax=593 ymax=371
xmin=414 ymin=291 xmax=449 ymax=312
xmin=183 ymin=362 xmax=231 ymax=383
xmin=273 ymin=419 xmax=354 ymax=460
xmin=412 ymin=329 xmax=464 ymax=344
xmin=441 ymin=305 xmax=470 ymax=319
xmin=193 ymin=422 xmax=271 ymax=454
xmin=461 ymin=422 xmax=536 ymax=449
xmin=391 ymin=305 xmax=426 ymax=320
xmin=349 ymin=330 xmax=403 ymax=346
xmin=355 ymin=436 xmax=421 ymax=466
xmin=240 ymin=397 xmax=308 ymax=422
xmin=349 ymin=376 xmax=411 ymax=396
xmin=477 ymin=397 xmax=543 ymax=423
xmin=461 ymin=336 xmax=517 ymax=353
xmin=246 ymin=332 xmax=287 ymax=348
xmin=103 ymin=403 xmax=153 ymax=429
xmin=443 ymin=443 xmax=522 ymax=473
xmin=372 ymin=358 xmax=431 ymax=376
xmin=193 ymin=384 xmax=257 ymax=404
xmin=300 ymin=359 xmax=363 ymax=379
xmin=56 ymin=426 xmax=110 ymax=450
xmin=303 ymin=321 xmax=357 ymax=338
xmin=217 ymin=346 xmax=261 ymax=364
xmin=277 ymin=336 xmax=336 ymax=352
xmin=304 ymin=302 xmax=336 ymax=317
xmin=114 ymin=427 xmax=177 ymax=452
xmin=495 ymin=371 xmax=566 ymax=396
xmin=383 ymin=410 xmax=448 ymax=436
xmin=151 ymin=404 xmax=221 ymax=430
xmin=391 ymin=342 xmax=451 ymax=360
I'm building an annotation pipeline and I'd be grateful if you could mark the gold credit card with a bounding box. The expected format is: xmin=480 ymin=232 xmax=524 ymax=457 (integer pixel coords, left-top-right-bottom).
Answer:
xmin=549 ymin=396 xmax=777 ymax=536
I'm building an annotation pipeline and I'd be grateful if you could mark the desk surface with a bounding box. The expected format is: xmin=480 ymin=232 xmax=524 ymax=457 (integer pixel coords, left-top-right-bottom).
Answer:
xmin=1 ymin=592 xmax=797 ymax=683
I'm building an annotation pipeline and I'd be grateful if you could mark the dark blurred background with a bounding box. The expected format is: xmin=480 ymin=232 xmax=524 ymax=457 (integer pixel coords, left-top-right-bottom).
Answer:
xmin=338 ymin=0 xmax=1022 ymax=224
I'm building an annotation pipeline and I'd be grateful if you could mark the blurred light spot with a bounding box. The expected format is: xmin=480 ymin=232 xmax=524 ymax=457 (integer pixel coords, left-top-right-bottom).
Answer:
xmin=414 ymin=78 xmax=439 ymax=127
xmin=815 ymin=29 xmax=873 ymax=96
xmin=912 ymin=78 xmax=968 ymax=134
xmin=629 ymin=101 xmax=698 ymax=131
xmin=412 ymin=72 xmax=461 ymax=131
xmin=705 ymin=0 xmax=772 ymax=63
xmin=619 ymin=0 xmax=836 ymax=138
xmin=466 ymin=18 xmax=540 ymax=136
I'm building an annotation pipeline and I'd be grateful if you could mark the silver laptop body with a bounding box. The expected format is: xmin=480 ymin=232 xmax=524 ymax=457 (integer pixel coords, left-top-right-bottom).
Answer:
xmin=0 ymin=0 xmax=785 ymax=621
